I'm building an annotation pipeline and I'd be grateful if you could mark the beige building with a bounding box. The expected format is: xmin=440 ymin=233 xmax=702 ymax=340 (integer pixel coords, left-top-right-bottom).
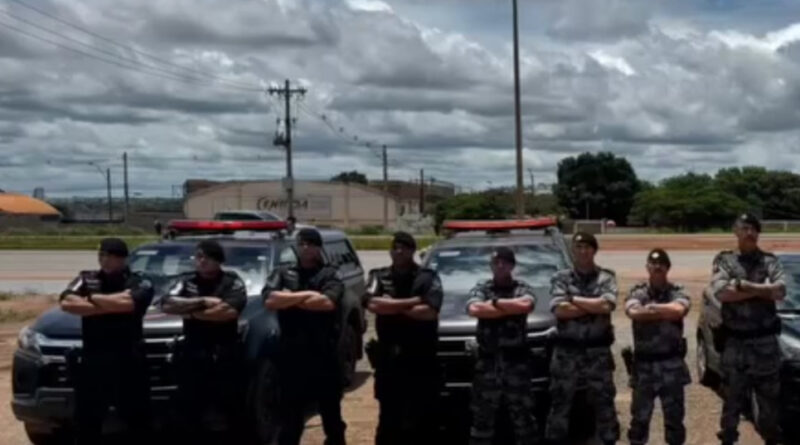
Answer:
xmin=184 ymin=180 xmax=402 ymax=229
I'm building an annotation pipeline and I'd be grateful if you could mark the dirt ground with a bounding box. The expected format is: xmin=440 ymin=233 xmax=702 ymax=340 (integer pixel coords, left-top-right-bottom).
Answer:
xmin=0 ymin=234 xmax=786 ymax=444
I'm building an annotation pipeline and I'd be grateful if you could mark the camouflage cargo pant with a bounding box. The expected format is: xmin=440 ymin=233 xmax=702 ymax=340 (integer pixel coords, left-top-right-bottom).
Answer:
xmin=545 ymin=347 xmax=619 ymax=444
xmin=718 ymin=337 xmax=782 ymax=444
xmin=470 ymin=353 xmax=538 ymax=445
xmin=628 ymin=359 xmax=690 ymax=445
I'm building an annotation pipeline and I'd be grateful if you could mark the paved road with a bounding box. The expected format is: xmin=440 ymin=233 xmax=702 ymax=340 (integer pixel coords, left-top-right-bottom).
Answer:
xmin=0 ymin=250 xmax=718 ymax=294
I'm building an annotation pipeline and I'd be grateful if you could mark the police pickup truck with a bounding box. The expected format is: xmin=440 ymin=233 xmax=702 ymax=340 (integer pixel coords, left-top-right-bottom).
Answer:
xmin=12 ymin=220 xmax=367 ymax=445
xmin=423 ymin=218 xmax=591 ymax=442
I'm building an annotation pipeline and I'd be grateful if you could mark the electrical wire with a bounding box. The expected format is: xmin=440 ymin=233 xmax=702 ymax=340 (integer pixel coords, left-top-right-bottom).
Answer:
xmin=6 ymin=0 xmax=264 ymax=91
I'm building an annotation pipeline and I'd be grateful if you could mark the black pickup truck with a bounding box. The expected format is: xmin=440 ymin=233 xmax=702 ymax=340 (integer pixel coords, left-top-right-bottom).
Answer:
xmin=12 ymin=221 xmax=367 ymax=445
xmin=696 ymin=253 xmax=800 ymax=443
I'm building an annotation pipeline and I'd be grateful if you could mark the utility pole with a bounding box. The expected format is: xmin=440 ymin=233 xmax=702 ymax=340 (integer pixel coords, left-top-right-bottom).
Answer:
xmin=512 ymin=0 xmax=525 ymax=218
xmin=123 ymin=152 xmax=129 ymax=223
xmin=419 ymin=169 xmax=425 ymax=214
xmin=382 ymin=145 xmax=388 ymax=229
xmin=106 ymin=167 xmax=112 ymax=222
xmin=268 ymin=79 xmax=306 ymax=219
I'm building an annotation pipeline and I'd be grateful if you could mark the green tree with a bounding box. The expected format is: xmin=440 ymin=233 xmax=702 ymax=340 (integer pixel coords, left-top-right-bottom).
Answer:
xmin=554 ymin=152 xmax=640 ymax=224
xmin=434 ymin=191 xmax=513 ymax=231
xmin=629 ymin=173 xmax=748 ymax=231
xmin=714 ymin=167 xmax=800 ymax=220
xmin=330 ymin=171 xmax=368 ymax=185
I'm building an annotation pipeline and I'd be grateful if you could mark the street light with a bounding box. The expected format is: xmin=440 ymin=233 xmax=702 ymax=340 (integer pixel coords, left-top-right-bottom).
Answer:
xmin=512 ymin=0 xmax=525 ymax=218
xmin=89 ymin=162 xmax=113 ymax=222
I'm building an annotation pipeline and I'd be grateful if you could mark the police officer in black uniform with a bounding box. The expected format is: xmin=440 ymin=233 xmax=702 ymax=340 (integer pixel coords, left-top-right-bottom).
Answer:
xmin=366 ymin=231 xmax=443 ymax=445
xmin=161 ymin=240 xmax=248 ymax=444
xmin=263 ymin=228 xmax=347 ymax=445
xmin=59 ymin=238 xmax=154 ymax=445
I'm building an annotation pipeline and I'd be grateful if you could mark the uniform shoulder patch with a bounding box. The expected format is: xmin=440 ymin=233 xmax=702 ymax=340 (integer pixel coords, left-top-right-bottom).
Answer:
xmin=598 ymin=267 xmax=616 ymax=277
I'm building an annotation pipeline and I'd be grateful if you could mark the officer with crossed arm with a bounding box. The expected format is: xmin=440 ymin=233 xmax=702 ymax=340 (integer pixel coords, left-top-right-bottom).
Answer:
xmin=59 ymin=238 xmax=154 ymax=445
xmin=625 ymin=249 xmax=691 ymax=445
xmin=465 ymin=247 xmax=539 ymax=445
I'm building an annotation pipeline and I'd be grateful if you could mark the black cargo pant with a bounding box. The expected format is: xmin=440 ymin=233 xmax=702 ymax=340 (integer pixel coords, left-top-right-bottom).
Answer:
xmin=174 ymin=341 xmax=247 ymax=445
xmin=374 ymin=354 xmax=439 ymax=445
xmin=73 ymin=347 xmax=150 ymax=445
xmin=277 ymin=350 xmax=347 ymax=445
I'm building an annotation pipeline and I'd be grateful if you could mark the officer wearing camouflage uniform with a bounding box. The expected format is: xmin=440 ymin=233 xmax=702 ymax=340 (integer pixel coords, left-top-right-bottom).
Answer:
xmin=625 ymin=249 xmax=691 ymax=445
xmin=710 ymin=214 xmax=786 ymax=445
xmin=465 ymin=247 xmax=539 ymax=445
xmin=366 ymin=232 xmax=444 ymax=445
xmin=546 ymin=232 xmax=620 ymax=445
xmin=59 ymin=238 xmax=154 ymax=445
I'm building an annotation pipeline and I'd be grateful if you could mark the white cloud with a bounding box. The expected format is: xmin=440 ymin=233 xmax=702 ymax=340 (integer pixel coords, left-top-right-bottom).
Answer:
xmin=1 ymin=0 xmax=800 ymax=196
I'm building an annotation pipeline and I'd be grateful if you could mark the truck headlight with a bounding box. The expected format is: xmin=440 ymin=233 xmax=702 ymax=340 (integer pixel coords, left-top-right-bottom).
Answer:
xmin=17 ymin=326 xmax=44 ymax=353
xmin=780 ymin=334 xmax=800 ymax=364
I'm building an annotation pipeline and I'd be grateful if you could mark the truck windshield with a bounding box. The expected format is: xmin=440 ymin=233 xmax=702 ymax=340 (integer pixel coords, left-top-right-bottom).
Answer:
xmin=427 ymin=244 xmax=566 ymax=297
xmin=129 ymin=244 xmax=271 ymax=296
xmin=779 ymin=258 xmax=800 ymax=312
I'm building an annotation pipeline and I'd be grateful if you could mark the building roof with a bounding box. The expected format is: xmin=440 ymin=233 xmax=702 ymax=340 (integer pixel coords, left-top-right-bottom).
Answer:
xmin=0 ymin=193 xmax=61 ymax=216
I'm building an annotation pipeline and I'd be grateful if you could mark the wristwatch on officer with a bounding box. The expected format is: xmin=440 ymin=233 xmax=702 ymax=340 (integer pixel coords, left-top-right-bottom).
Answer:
xmin=734 ymin=278 xmax=743 ymax=291
xmin=491 ymin=298 xmax=499 ymax=308
xmin=86 ymin=293 xmax=94 ymax=304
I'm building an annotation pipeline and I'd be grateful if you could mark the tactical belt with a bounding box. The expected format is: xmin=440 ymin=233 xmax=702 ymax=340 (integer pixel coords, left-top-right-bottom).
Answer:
xmin=633 ymin=350 xmax=684 ymax=362
xmin=724 ymin=326 xmax=781 ymax=340
xmin=478 ymin=346 xmax=529 ymax=359
xmin=634 ymin=338 xmax=687 ymax=362
xmin=555 ymin=335 xmax=614 ymax=349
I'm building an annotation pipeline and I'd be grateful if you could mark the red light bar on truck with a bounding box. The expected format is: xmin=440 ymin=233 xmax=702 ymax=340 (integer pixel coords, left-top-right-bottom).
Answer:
xmin=442 ymin=217 xmax=558 ymax=232
xmin=167 ymin=220 xmax=288 ymax=233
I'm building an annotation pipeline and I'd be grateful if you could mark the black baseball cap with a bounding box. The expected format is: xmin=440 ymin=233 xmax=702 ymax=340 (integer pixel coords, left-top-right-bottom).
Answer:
xmin=647 ymin=248 xmax=671 ymax=268
xmin=736 ymin=213 xmax=761 ymax=232
xmin=491 ymin=247 xmax=516 ymax=265
xmin=197 ymin=240 xmax=225 ymax=263
xmin=392 ymin=231 xmax=417 ymax=251
xmin=297 ymin=228 xmax=323 ymax=247
xmin=99 ymin=238 xmax=129 ymax=258
xmin=572 ymin=232 xmax=599 ymax=251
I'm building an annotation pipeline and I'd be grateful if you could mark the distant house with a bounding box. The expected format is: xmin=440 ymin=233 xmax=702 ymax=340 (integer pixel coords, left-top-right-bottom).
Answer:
xmin=0 ymin=192 xmax=61 ymax=227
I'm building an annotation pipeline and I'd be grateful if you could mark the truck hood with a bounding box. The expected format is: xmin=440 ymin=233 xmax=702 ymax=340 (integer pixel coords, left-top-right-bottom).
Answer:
xmin=438 ymin=286 xmax=555 ymax=336
xmin=31 ymin=305 xmax=185 ymax=339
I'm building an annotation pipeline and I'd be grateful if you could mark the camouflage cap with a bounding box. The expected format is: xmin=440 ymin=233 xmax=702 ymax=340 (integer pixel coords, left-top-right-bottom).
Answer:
xmin=736 ymin=212 xmax=761 ymax=232
xmin=647 ymin=248 xmax=671 ymax=268
xmin=491 ymin=246 xmax=516 ymax=265
xmin=572 ymin=232 xmax=598 ymax=251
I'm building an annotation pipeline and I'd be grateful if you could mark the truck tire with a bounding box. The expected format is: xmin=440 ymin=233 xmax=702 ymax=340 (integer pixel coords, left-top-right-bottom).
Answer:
xmin=340 ymin=322 xmax=359 ymax=387
xmin=24 ymin=424 xmax=70 ymax=445
xmin=697 ymin=335 xmax=720 ymax=388
xmin=247 ymin=360 xmax=279 ymax=444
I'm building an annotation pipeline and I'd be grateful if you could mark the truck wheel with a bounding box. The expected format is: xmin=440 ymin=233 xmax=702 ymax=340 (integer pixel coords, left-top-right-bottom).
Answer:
xmin=247 ymin=360 xmax=279 ymax=444
xmin=24 ymin=424 xmax=70 ymax=445
xmin=697 ymin=335 xmax=720 ymax=388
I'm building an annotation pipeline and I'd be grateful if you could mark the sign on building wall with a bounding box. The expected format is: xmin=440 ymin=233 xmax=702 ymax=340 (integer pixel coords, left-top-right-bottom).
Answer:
xmin=256 ymin=195 xmax=333 ymax=219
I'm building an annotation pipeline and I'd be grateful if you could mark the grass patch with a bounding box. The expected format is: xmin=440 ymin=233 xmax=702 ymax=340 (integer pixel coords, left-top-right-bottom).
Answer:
xmin=0 ymin=236 xmax=157 ymax=250
xmin=0 ymin=308 xmax=38 ymax=323
xmin=349 ymin=236 xmax=439 ymax=251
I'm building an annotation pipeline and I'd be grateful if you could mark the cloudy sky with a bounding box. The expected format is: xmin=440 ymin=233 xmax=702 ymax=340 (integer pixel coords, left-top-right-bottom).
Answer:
xmin=2 ymin=0 xmax=800 ymax=197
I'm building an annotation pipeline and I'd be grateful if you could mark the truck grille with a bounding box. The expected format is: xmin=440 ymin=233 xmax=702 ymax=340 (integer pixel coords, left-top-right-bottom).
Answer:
xmin=37 ymin=337 xmax=177 ymax=389
xmin=437 ymin=328 xmax=554 ymax=389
